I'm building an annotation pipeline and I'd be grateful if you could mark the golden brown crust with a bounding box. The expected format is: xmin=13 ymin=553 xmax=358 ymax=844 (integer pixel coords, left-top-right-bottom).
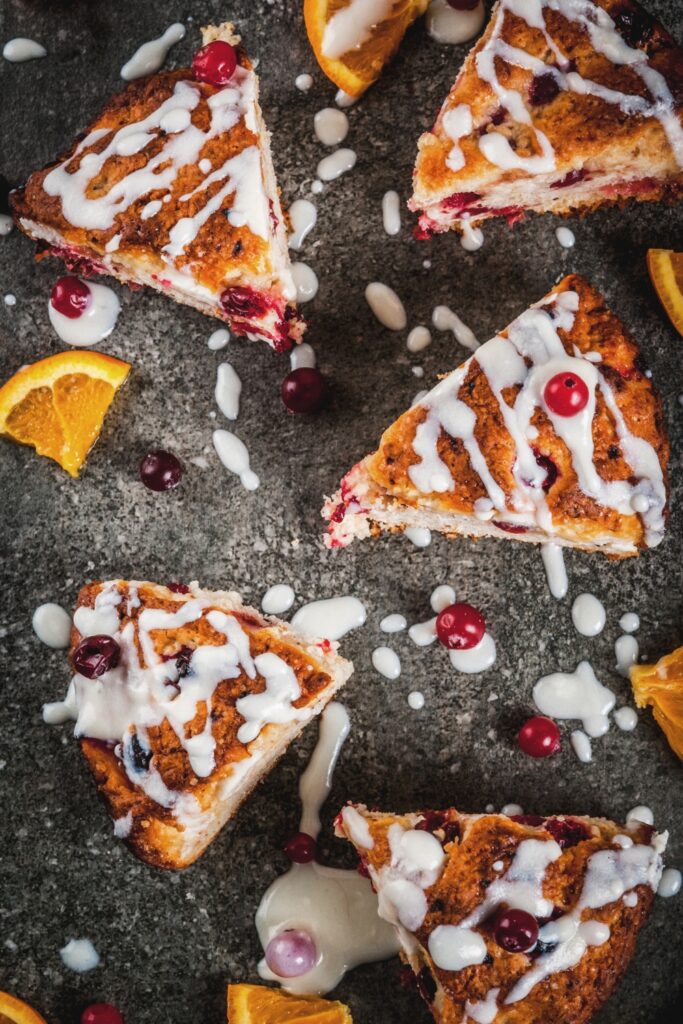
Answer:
xmin=363 ymin=275 xmax=669 ymax=552
xmin=338 ymin=807 xmax=660 ymax=1024
xmin=71 ymin=580 xmax=351 ymax=868
xmin=412 ymin=0 xmax=683 ymax=222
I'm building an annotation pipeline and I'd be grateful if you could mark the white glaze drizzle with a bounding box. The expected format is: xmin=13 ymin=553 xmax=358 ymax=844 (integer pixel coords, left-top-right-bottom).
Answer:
xmin=261 ymin=585 xmax=296 ymax=616
xmin=382 ymin=190 xmax=401 ymax=236
xmin=407 ymin=326 xmax=432 ymax=353
xmin=295 ymin=73 xmax=313 ymax=92
xmin=365 ymin=282 xmax=407 ymax=331
xmin=291 ymin=597 xmax=367 ymax=641
xmin=208 ymin=327 xmax=230 ymax=350
xmin=255 ymin=704 xmax=399 ymax=994
xmin=314 ymin=107 xmax=349 ymax=147
xmin=3 ymin=38 xmax=46 ymax=62
xmin=619 ymin=612 xmax=640 ymax=633
xmin=405 ymin=527 xmax=432 ymax=548
xmin=432 ymin=304 xmax=479 ymax=350
xmin=408 ymin=691 xmax=425 ymax=710
xmin=541 ymin=544 xmax=567 ymax=599
xmin=288 ymin=199 xmax=317 ymax=250
xmin=556 ymin=227 xmax=576 ymax=248
xmin=59 ymin=938 xmax=100 ymax=973
xmin=657 ymin=868 xmax=682 ymax=898
xmin=291 ymin=262 xmax=319 ymax=303
xmin=215 ymin=362 xmax=241 ymax=421
xmin=380 ymin=614 xmax=407 ymax=634
xmin=32 ymin=603 xmax=72 ymax=649
xmin=290 ymin=342 xmax=316 ymax=370
xmin=533 ymin=660 xmax=615 ymax=737
xmin=449 ymin=633 xmax=497 ymax=674
xmin=317 ymin=148 xmax=357 ymax=182
xmin=120 ymin=23 xmax=186 ymax=81
xmin=372 ymin=647 xmax=401 ymax=680
xmin=213 ymin=429 xmax=259 ymax=490
xmin=615 ymin=634 xmax=639 ymax=676
xmin=427 ymin=0 xmax=486 ymax=45
xmin=571 ymin=593 xmax=606 ymax=637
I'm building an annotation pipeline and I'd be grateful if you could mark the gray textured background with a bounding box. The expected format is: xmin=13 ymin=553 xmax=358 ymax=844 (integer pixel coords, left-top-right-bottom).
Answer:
xmin=1 ymin=1 xmax=682 ymax=1021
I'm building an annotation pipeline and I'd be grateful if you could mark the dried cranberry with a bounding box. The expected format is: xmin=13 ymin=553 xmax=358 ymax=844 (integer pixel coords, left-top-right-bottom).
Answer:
xmin=551 ymin=168 xmax=589 ymax=189
xmin=442 ymin=191 xmax=482 ymax=212
xmin=167 ymin=582 xmax=190 ymax=594
xmin=493 ymin=521 xmax=530 ymax=534
xmin=413 ymin=221 xmax=433 ymax=240
xmin=415 ymin=967 xmax=437 ymax=1004
xmin=510 ymin=814 xmax=546 ymax=827
xmin=529 ymin=73 xmax=560 ymax=106
xmin=417 ymin=811 xmax=460 ymax=844
xmin=533 ymin=452 xmax=559 ymax=492
xmin=614 ymin=7 xmax=655 ymax=48
xmin=544 ymin=817 xmax=591 ymax=848
xmin=175 ymin=646 xmax=193 ymax=678
xmin=220 ymin=285 xmax=270 ymax=319
xmin=51 ymin=246 xmax=104 ymax=278
xmin=73 ymin=635 xmax=120 ymax=679
xmin=129 ymin=732 xmax=152 ymax=772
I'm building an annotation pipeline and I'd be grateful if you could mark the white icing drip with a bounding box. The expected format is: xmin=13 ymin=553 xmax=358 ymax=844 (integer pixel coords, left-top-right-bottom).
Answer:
xmin=570 ymin=729 xmax=592 ymax=763
xmin=3 ymin=38 xmax=46 ymax=62
xmin=366 ymin=282 xmax=407 ymax=330
xmin=291 ymin=262 xmax=319 ymax=303
xmin=311 ymin=179 xmax=324 ymax=194
xmin=430 ymin=585 xmax=456 ymax=612
xmin=619 ymin=612 xmax=640 ymax=633
xmin=657 ymin=868 xmax=682 ymax=898
xmin=295 ymin=73 xmax=313 ymax=92
xmin=408 ymin=691 xmax=425 ymax=710
xmin=429 ymin=925 xmax=487 ymax=971
xmin=236 ymin=652 xmax=302 ymax=743
xmin=322 ymin=0 xmax=395 ymax=59
xmin=461 ymin=217 xmax=484 ymax=251
xmin=335 ymin=89 xmax=357 ymax=108
xmin=571 ymin=593 xmax=606 ymax=637
xmin=314 ymin=107 xmax=349 ymax=146
xmin=614 ymin=706 xmax=638 ymax=732
xmin=317 ymin=149 xmax=357 ymax=182
xmin=626 ymin=805 xmax=654 ymax=826
xmin=541 ymin=544 xmax=567 ymax=599
xmin=442 ymin=104 xmax=473 ymax=172
xmin=432 ymin=304 xmax=479 ymax=350
xmin=261 ymin=585 xmax=296 ymax=616
xmin=556 ymin=227 xmax=576 ymax=248
xmin=290 ymin=342 xmax=316 ymax=370
xmin=449 ymin=633 xmax=497 ymax=674
xmin=4 ymin=294 xmax=16 ymax=306
xmin=380 ymin=614 xmax=407 ymax=633
xmin=288 ymin=199 xmax=317 ymax=250
xmin=533 ymin=660 xmax=615 ymax=736
xmin=32 ymin=603 xmax=72 ymax=649
xmin=466 ymin=987 xmax=500 ymax=1024
xmin=427 ymin=0 xmax=485 ymax=45
xmin=382 ymin=190 xmax=401 ymax=236
xmin=291 ymin=597 xmax=367 ymax=641
xmin=372 ymin=647 xmax=401 ymax=680
xmin=59 ymin=938 xmax=100 ymax=973
xmin=256 ymin=705 xmax=399 ymax=994
xmin=208 ymin=328 xmax=230 ymax=350
xmin=407 ymin=326 xmax=432 ymax=353
xmin=120 ymin=23 xmax=186 ymax=80
xmin=215 ymin=362 xmax=241 ymax=421
xmin=405 ymin=527 xmax=432 ymax=548
xmin=409 ymin=617 xmax=438 ymax=647
xmin=464 ymin=838 xmax=563 ymax=926
xmin=48 ymin=281 xmax=120 ymax=347
xmin=341 ymin=805 xmax=374 ymax=850
xmin=615 ymin=634 xmax=639 ymax=676
xmin=213 ymin=429 xmax=259 ymax=490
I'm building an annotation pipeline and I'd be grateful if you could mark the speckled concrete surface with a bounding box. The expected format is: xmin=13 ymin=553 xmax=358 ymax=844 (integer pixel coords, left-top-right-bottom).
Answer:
xmin=0 ymin=1 xmax=682 ymax=1022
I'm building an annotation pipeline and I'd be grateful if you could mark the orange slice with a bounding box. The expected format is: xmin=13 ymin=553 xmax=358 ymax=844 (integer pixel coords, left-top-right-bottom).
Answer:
xmin=304 ymin=0 xmax=430 ymax=98
xmin=631 ymin=645 xmax=683 ymax=760
xmin=227 ymin=984 xmax=352 ymax=1024
xmin=0 ymin=992 xmax=48 ymax=1024
xmin=0 ymin=350 xmax=130 ymax=477
xmin=646 ymin=248 xmax=683 ymax=336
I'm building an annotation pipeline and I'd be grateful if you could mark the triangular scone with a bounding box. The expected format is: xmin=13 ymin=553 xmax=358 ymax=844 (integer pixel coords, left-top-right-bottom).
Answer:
xmin=336 ymin=804 xmax=667 ymax=1024
xmin=409 ymin=0 xmax=683 ymax=236
xmin=10 ymin=24 xmax=303 ymax=351
xmin=44 ymin=580 xmax=353 ymax=869
xmin=323 ymin=275 xmax=669 ymax=557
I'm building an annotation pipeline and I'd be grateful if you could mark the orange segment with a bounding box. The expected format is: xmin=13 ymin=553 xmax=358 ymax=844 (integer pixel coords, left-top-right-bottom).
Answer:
xmin=304 ymin=0 xmax=430 ymax=98
xmin=631 ymin=645 xmax=683 ymax=760
xmin=646 ymin=248 xmax=683 ymax=336
xmin=0 ymin=350 xmax=130 ymax=477
xmin=227 ymin=984 xmax=352 ymax=1024
xmin=0 ymin=992 xmax=48 ymax=1024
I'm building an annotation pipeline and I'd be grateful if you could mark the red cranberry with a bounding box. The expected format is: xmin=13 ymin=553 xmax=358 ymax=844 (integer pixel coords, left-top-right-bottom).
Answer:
xmin=550 ymin=169 xmax=589 ymax=189
xmin=436 ymin=602 xmax=486 ymax=651
xmin=442 ymin=191 xmax=482 ymax=212
xmin=281 ymin=367 xmax=328 ymax=415
xmin=446 ymin=0 xmax=480 ymax=9
xmin=50 ymin=276 xmax=91 ymax=319
xmin=544 ymin=816 xmax=591 ymax=849
xmin=494 ymin=908 xmax=539 ymax=953
xmin=220 ymin=285 xmax=270 ymax=319
xmin=543 ymin=372 xmax=589 ymax=417
xmin=518 ymin=716 xmax=561 ymax=758
xmin=81 ymin=1006 xmax=125 ymax=1024
xmin=416 ymin=810 xmax=460 ymax=844
xmin=492 ymin=521 xmax=530 ymax=534
xmin=167 ymin=582 xmax=190 ymax=593
xmin=139 ymin=449 xmax=183 ymax=492
xmin=191 ymin=41 xmax=237 ymax=86
xmin=283 ymin=831 xmax=317 ymax=864
xmin=510 ymin=814 xmax=546 ymax=827
xmin=529 ymin=73 xmax=560 ymax=106
xmin=614 ymin=8 xmax=654 ymax=48
xmin=73 ymin=635 xmax=121 ymax=679
xmin=533 ymin=452 xmax=558 ymax=492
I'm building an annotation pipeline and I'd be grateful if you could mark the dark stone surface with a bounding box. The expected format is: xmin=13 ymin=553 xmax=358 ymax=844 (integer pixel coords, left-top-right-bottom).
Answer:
xmin=0 ymin=2 xmax=681 ymax=1022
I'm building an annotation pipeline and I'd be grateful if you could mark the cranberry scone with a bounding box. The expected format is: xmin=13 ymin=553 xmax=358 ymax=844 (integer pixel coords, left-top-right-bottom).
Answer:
xmin=410 ymin=0 xmax=683 ymax=237
xmin=336 ymin=804 xmax=667 ymax=1024
xmin=10 ymin=24 xmax=303 ymax=351
xmin=323 ymin=275 xmax=669 ymax=557
xmin=43 ymin=580 xmax=353 ymax=869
